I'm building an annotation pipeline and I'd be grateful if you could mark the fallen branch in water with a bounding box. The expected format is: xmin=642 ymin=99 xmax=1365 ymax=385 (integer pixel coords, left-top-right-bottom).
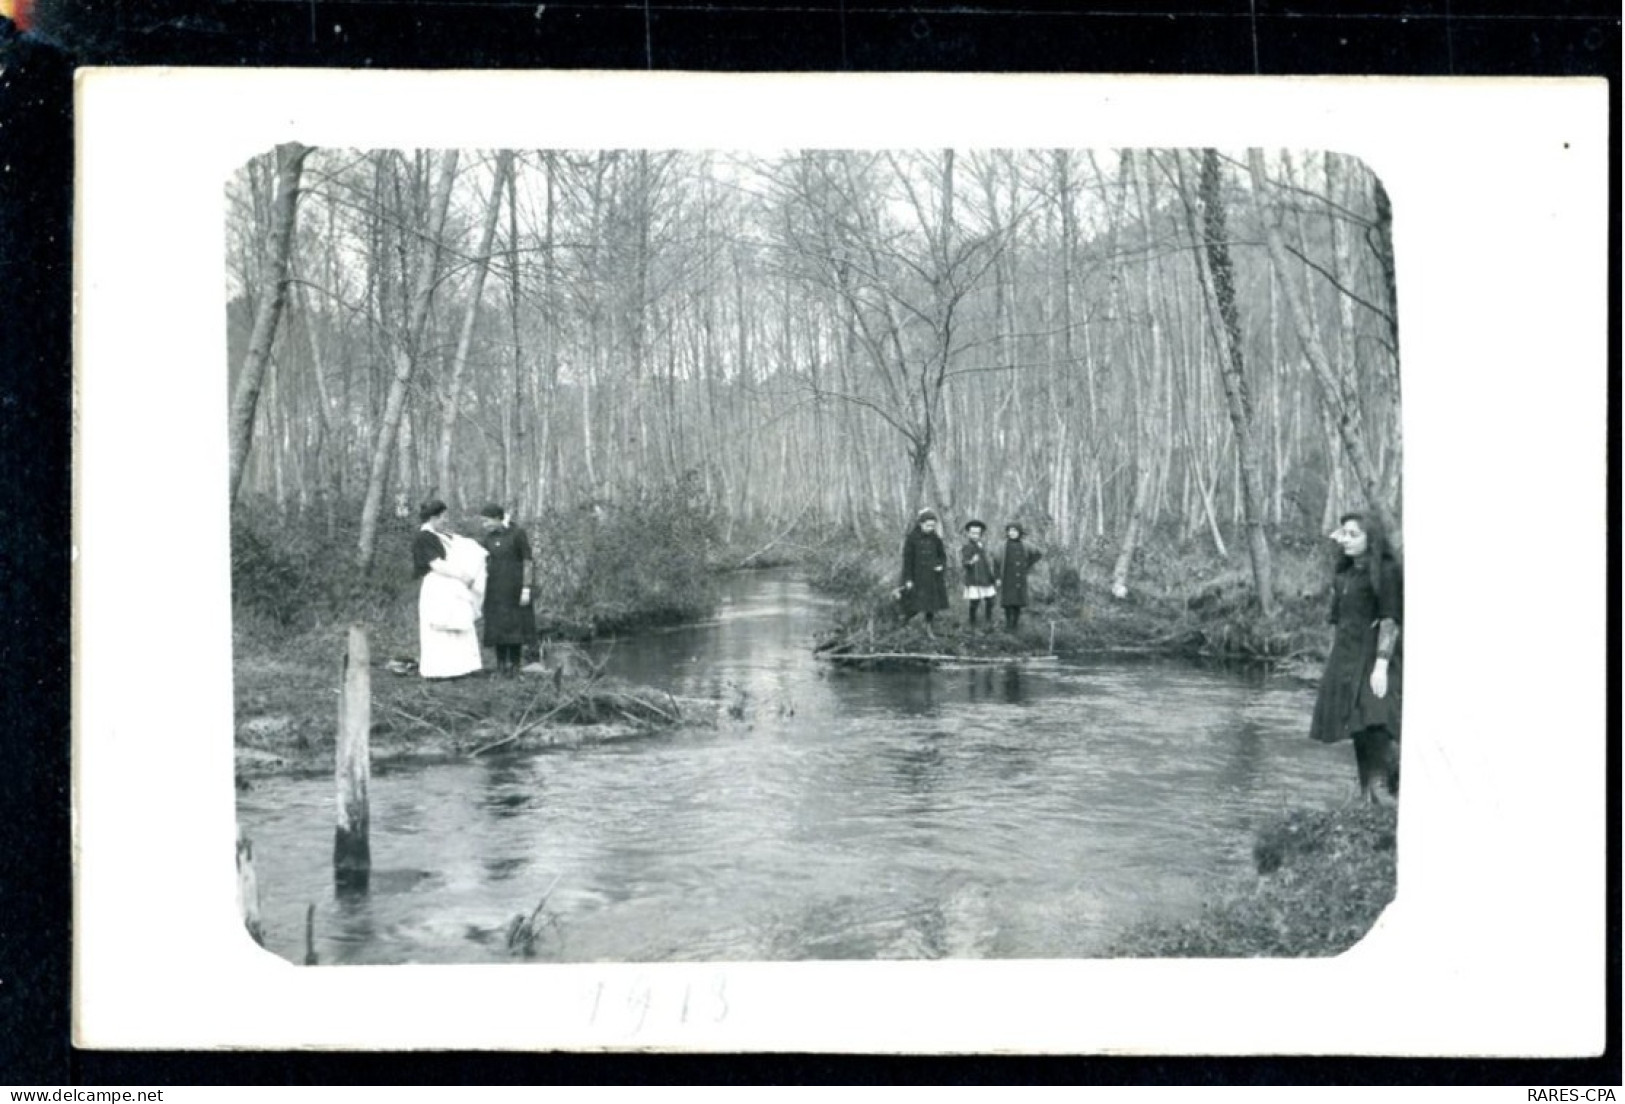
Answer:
xmin=819 ymin=651 xmax=1060 ymax=666
xmin=634 ymin=694 xmax=677 ymax=723
xmin=382 ymin=702 xmax=452 ymax=739
xmin=466 ymin=683 xmax=680 ymax=757
xmin=467 ymin=697 xmax=578 ymax=757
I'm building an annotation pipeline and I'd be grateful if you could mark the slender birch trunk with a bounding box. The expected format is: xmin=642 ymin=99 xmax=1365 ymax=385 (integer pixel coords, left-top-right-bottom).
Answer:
xmin=1247 ymin=150 xmax=1400 ymax=552
xmin=356 ymin=150 xmax=459 ymax=572
xmin=228 ymin=142 xmax=309 ymax=504
xmin=436 ymin=152 xmax=511 ymax=502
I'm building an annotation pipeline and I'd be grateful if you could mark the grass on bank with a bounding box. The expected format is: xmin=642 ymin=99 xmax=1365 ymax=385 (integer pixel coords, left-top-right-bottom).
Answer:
xmin=1110 ymin=802 xmax=1399 ymax=957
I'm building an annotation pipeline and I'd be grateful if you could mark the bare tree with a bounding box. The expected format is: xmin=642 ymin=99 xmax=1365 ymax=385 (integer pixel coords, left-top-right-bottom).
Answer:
xmin=1246 ymin=149 xmax=1400 ymax=551
xmin=228 ymin=142 xmax=309 ymax=503
xmin=1192 ymin=149 xmax=1274 ymax=613
xmin=435 ymin=151 xmax=511 ymax=502
xmin=356 ymin=149 xmax=459 ymax=571
xmin=769 ymin=150 xmax=1012 ymax=513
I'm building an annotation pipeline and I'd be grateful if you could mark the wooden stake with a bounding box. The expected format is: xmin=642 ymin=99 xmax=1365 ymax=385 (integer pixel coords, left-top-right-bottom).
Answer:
xmin=235 ymin=830 xmax=264 ymax=946
xmin=334 ymin=623 xmax=371 ymax=894
xmin=304 ymin=903 xmax=319 ymax=966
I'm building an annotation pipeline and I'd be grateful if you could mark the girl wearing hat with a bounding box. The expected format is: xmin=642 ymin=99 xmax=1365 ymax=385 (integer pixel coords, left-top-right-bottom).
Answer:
xmin=478 ymin=503 xmax=534 ymax=677
xmin=960 ymin=520 xmax=997 ymax=627
xmin=994 ymin=523 xmax=1042 ymax=631
xmin=896 ymin=509 xmax=949 ymax=624
xmin=413 ymin=499 xmax=487 ymax=679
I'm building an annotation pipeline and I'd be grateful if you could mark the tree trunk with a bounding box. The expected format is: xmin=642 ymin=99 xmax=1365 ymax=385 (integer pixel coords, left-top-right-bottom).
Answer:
xmin=1196 ymin=150 xmax=1274 ymax=615
xmin=435 ymin=151 xmax=510 ymax=502
xmin=907 ymin=440 xmax=931 ymax=514
xmin=356 ymin=150 xmax=459 ymax=572
xmin=506 ymin=156 xmax=527 ymax=512
xmin=1111 ymin=469 xmax=1152 ymax=599
xmin=1368 ymin=169 xmax=1405 ymax=512
xmin=1246 ymin=150 xmax=1400 ymax=552
xmin=228 ymin=142 xmax=309 ymax=504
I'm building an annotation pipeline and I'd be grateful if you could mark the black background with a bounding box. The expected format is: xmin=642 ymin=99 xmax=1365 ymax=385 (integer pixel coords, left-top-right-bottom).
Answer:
xmin=1 ymin=0 xmax=1618 ymax=1087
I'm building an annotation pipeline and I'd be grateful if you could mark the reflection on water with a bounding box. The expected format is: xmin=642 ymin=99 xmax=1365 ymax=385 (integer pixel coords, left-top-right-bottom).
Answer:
xmin=237 ymin=570 xmax=1345 ymax=965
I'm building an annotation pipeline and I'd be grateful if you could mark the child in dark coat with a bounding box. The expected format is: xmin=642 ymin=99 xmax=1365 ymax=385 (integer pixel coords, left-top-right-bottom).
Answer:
xmin=995 ymin=523 xmax=1042 ymax=630
xmin=896 ymin=509 xmax=950 ymax=624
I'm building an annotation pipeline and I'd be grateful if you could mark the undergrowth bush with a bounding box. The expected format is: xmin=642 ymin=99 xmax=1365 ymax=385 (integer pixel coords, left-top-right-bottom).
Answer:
xmin=232 ymin=501 xmax=430 ymax=642
xmin=802 ymin=539 xmax=893 ymax=600
xmin=233 ymin=474 xmax=729 ymax=644
xmin=534 ymin=471 xmax=724 ymax=634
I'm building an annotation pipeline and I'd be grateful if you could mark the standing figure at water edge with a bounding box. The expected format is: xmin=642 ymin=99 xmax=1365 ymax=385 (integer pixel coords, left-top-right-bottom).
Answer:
xmin=412 ymin=499 xmax=488 ymax=680
xmin=478 ymin=503 xmax=533 ymax=677
xmin=1310 ymin=511 xmax=1403 ymax=803
xmin=995 ymin=523 xmax=1042 ymax=631
xmin=895 ymin=509 xmax=949 ymax=625
xmin=960 ymin=519 xmax=998 ymax=627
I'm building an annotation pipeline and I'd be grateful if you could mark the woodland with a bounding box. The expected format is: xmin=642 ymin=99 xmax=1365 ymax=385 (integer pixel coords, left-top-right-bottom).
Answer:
xmin=227 ymin=146 xmax=1401 ymax=643
xmin=229 ymin=147 xmax=1405 ymax=957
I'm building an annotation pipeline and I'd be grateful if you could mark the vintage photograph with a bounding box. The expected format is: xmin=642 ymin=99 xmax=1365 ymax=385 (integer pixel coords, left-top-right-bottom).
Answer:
xmin=227 ymin=145 xmax=1404 ymax=967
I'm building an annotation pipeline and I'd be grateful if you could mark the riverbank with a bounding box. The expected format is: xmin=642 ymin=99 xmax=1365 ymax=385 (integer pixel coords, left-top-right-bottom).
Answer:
xmin=234 ymin=615 xmax=713 ymax=784
xmin=1111 ymin=801 xmax=1399 ymax=956
xmin=799 ymin=526 xmax=1334 ymax=674
xmin=235 ymin=547 xmax=1329 ymax=781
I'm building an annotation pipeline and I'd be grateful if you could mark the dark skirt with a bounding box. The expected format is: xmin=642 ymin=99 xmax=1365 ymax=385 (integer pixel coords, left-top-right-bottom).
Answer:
xmin=483 ymin=594 xmax=531 ymax=646
xmin=482 ymin=561 xmax=530 ymax=645
xmin=1310 ymin=621 xmax=1402 ymax=744
xmin=904 ymin=574 xmax=950 ymax=614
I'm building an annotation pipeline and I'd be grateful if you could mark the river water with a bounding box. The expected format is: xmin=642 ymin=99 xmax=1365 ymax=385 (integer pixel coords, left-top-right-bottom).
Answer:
xmin=237 ymin=570 xmax=1345 ymax=964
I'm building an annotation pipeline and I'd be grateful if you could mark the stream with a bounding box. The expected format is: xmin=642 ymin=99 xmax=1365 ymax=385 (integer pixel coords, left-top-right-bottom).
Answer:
xmin=236 ymin=569 xmax=1344 ymax=963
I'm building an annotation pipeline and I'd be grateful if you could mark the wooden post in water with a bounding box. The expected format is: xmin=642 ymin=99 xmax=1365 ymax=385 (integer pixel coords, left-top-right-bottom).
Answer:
xmin=334 ymin=623 xmax=371 ymax=894
xmin=236 ymin=830 xmax=264 ymax=946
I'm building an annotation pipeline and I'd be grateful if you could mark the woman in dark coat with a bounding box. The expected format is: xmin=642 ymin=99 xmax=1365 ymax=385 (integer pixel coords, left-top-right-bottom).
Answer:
xmin=994 ymin=523 xmax=1042 ymax=630
xmin=478 ymin=503 xmax=533 ymax=676
xmin=896 ymin=509 xmax=949 ymax=623
xmin=1310 ymin=511 xmax=1403 ymax=803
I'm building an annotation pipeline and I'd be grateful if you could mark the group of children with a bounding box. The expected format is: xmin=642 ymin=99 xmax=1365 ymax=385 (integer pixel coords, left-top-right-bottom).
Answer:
xmin=896 ymin=510 xmax=1043 ymax=631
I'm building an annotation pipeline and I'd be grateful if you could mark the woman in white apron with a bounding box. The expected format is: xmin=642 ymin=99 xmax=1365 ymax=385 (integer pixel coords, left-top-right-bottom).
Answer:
xmin=411 ymin=499 xmax=488 ymax=679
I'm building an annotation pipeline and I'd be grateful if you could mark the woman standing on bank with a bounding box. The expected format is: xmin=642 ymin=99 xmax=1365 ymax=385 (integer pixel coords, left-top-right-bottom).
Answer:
xmin=478 ymin=503 xmax=533 ymax=676
xmin=1310 ymin=511 xmax=1403 ymax=803
xmin=413 ymin=499 xmax=487 ymax=680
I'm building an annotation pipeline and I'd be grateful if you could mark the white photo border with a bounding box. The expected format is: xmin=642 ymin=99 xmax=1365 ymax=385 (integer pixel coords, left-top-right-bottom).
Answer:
xmin=73 ymin=69 xmax=1609 ymax=1055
